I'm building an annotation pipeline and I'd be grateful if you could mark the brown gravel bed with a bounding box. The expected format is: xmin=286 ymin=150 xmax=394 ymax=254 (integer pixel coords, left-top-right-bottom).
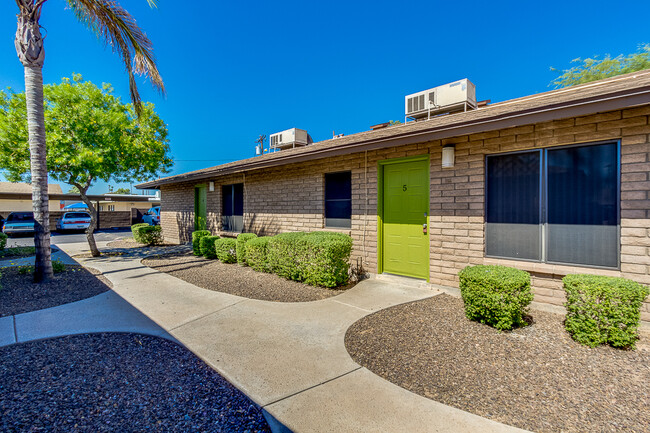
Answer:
xmin=0 ymin=333 xmax=271 ymax=432
xmin=0 ymin=265 xmax=111 ymax=317
xmin=345 ymin=293 xmax=650 ymax=433
xmin=142 ymin=251 xmax=347 ymax=302
xmin=106 ymin=238 xmax=178 ymax=249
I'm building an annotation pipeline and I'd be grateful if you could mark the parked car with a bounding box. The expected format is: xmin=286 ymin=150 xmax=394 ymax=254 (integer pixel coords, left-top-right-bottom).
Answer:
xmin=56 ymin=212 xmax=91 ymax=232
xmin=3 ymin=212 xmax=35 ymax=236
xmin=142 ymin=206 xmax=161 ymax=225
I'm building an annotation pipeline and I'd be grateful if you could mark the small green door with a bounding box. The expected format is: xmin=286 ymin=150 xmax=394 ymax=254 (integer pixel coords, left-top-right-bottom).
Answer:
xmin=194 ymin=185 xmax=207 ymax=230
xmin=381 ymin=159 xmax=429 ymax=280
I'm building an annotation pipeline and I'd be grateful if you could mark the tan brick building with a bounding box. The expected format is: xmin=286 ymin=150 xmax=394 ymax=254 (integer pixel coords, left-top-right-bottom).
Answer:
xmin=139 ymin=71 xmax=650 ymax=323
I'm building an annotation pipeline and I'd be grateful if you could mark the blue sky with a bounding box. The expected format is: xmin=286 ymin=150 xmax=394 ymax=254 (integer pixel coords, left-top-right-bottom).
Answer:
xmin=1 ymin=0 xmax=649 ymax=193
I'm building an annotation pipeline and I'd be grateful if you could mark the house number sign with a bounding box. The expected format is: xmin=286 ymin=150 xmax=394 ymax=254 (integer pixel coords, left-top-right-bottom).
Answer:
xmin=402 ymin=185 xmax=407 ymax=191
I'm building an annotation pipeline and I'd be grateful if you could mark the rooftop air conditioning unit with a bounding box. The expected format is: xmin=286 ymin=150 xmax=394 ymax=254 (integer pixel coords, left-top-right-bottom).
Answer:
xmin=269 ymin=128 xmax=313 ymax=151
xmin=405 ymin=79 xmax=477 ymax=121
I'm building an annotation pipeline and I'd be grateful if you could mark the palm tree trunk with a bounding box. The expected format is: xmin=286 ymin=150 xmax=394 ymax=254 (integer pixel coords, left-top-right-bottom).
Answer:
xmin=24 ymin=65 xmax=53 ymax=281
xmin=16 ymin=0 xmax=53 ymax=282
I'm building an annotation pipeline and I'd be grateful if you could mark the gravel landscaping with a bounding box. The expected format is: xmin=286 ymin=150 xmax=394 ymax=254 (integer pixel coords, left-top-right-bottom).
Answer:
xmin=345 ymin=293 xmax=650 ymax=433
xmin=106 ymin=237 xmax=177 ymax=249
xmin=0 ymin=265 xmax=111 ymax=317
xmin=142 ymin=251 xmax=347 ymax=302
xmin=0 ymin=333 xmax=271 ymax=432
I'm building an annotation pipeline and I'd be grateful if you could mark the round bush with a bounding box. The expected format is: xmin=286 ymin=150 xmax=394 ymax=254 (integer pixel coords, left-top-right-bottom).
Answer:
xmin=214 ymin=238 xmax=237 ymax=263
xmin=564 ymin=274 xmax=649 ymax=349
xmin=246 ymin=236 xmax=271 ymax=272
xmin=458 ymin=265 xmax=533 ymax=331
xmin=236 ymin=233 xmax=258 ymax=265
xmin=191 ymin=230 xmax=211 ymax=256
xmin=199 ymin=235 xmax=220 ymax=259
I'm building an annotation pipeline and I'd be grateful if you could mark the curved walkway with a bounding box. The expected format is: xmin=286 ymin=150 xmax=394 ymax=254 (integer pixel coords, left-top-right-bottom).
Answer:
xmin=4 ymin=241 xmax=530 ymax=433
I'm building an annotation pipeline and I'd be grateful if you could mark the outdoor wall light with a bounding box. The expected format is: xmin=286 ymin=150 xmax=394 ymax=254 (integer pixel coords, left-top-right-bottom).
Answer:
xmin=209 ymin=181 xmax=215 ymax=192
xmin=442 ymin=145 xmax=455 ymax=168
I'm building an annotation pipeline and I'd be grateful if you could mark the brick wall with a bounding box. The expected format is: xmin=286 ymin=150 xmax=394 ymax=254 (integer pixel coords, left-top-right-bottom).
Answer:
xmin=159 ymin=106 xmax=650 ymax=322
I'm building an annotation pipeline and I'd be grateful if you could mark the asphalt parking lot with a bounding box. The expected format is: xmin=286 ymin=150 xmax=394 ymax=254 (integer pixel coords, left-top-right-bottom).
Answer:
xmin=6 ymin=229 xmax=130 ymax=248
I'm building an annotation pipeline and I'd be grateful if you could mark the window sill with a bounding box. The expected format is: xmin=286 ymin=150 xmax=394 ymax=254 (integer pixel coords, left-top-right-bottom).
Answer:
xmin=483 ymin=257 xmax=622 ymax=277
xmin=217 ymin=231 xmax=241 ymax=238
xmin=321 ymin=227 xmax=352 ymax=235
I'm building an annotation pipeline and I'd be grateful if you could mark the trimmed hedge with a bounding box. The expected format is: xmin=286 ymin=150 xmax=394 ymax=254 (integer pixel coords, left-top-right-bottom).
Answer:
xmin=246 ymin=236 xmax=271 ymax=272
xmin=0 ymin=233 xmax=7 ymax=250
xmin=298 ymin=232 xmax=352 ymax=287
xmin=564 ymin=274 xmax=649 ymax=349
xmin=132 ymin=224 xmax=163 ymax=246
xmin=266 ymin=231 xmax=352 ymax=288
xmin=200 ymin=235 xmax=220 ymax=259
xmin=458 ymin=265 xmax=533 ymax=331
xmin=131 ymin=223 xmax=148 ymax=243
xmin=192 ymin=230 xmax=211 ymax=256
xmin=214 ymin=238 xmax=237 ymax=263
xmin=267 ymin=232 xmax=307 ymax=280
xmin=236 ymin=233 xmax=258 ymax=265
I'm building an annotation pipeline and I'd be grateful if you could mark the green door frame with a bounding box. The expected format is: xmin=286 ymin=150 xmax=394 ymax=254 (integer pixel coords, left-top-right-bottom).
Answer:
xmin=194 ymin=183 xmax=207 ymax=230
xmin=377 ymin=154 xmax=430 ymax=281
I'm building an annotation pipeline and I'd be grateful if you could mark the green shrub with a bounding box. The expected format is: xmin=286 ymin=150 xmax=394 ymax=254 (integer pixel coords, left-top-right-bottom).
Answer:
xmin=458 ymin=265 xmax=533 ymax=331
xmin=131 ymin=223 xmax=149 ymax=243
xmin=298 ymin=232 xmax=352 ymax=287
xmin=236 ymin=233 xmax=258 ymax=265
xmin=563 ymin=274 xmax=649 ymax=349
xmin=214 ymin=238 xmax=237 ymax=263
xmin=200 ymin=235 xmax=220 ymax=259
xmin=267 ymin=232 xmax=307 ymax=280
xmin=246 ymin=236 xmax=271 ymax=272
xmin=133 ymin=225 xmax=163 ymax=246
xmin=0 ymin=233 xmax=7 ymax=250
xmin=192 ymin=230 xmax=211 ymax=256
xmin=266 ymin=231 xmax=352 ymax=287
xmin=52 ymin=260 xmax=66 ymax=273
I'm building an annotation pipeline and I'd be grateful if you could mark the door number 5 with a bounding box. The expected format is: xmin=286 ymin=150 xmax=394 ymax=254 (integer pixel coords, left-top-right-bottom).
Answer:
xmin=402 ymin=185 xmax=407 ymax=191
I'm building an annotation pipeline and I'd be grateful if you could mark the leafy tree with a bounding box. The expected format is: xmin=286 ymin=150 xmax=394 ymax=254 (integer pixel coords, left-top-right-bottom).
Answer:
xmin=13 ymin=0 xmax=163 ymax=281
xmin=551 ymin=44 xmax=650 ymax=88
xmin=0 ymin=75 xmax=172 ymax=256
xmin=112 ymin=187 xmax=131 ymax=194
xmin=67 ymin=185 xmax=80 ymax=194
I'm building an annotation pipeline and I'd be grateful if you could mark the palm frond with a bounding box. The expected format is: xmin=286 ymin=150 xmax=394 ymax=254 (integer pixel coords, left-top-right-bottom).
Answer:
xmin=65 ymin=0 xmax=164 ymax=116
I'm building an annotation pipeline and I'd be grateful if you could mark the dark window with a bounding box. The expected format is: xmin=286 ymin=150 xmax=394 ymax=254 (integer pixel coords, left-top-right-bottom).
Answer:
xmin=7 ymin=212 xmax=34 ymax=222
xmin=222 ymin=183 xmax=243 ymax=232
xmin=486 ymin=152 xmax=541 ymax=260
xmin=486 ymin=142 xmax=619 ymax=268
xmin=325 ymin=172 xmax=351 ymax=228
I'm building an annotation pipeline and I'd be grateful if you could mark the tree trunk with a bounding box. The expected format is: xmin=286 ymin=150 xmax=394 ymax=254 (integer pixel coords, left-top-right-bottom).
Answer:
xmin=76 ymin=184 xmax=101 ymax=257
xmin=16 ymin=1 xmax=53 ymax=282
xmin=24 ymin=65 xmax=54 ymax=281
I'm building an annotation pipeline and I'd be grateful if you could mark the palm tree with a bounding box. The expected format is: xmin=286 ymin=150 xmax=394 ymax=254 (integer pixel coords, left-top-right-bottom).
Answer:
xmin=14 ymin=0 xmax=164 ymax=281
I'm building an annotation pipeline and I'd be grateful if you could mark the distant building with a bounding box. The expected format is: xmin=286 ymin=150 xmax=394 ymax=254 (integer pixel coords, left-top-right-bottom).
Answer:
xmin=0 ymin=182 xmax=63 ymax=214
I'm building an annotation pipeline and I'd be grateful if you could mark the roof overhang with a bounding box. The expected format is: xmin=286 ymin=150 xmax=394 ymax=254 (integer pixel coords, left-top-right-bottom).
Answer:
xmin=137 ymin=74 xmax=650 ymax=189
xmin=0 ymin=192 xmax=160 ymax=202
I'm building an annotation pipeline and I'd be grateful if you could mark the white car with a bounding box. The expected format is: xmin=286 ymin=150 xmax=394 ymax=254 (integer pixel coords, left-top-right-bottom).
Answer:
xmin=56 ymin=212 xmax=91 ymax=232
xmin=142 ymin=206 xmax=161 ymax=225
xmin=3 ymin=212 xmax=35 ymax=236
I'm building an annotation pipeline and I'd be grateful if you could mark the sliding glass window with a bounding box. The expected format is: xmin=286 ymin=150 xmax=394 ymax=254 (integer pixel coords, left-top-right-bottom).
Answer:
xmin=486 ymin=141 xmax=619 ymax=268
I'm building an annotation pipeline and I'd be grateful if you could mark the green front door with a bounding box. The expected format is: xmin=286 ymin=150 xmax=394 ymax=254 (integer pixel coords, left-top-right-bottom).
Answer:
xmin=381 ymin=158 xmax=429 ymax=280
xmin=194 ymin=185 xmax=207 ymax=230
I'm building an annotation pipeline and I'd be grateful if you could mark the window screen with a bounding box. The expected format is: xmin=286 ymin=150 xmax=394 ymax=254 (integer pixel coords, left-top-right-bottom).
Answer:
xmin=486 ymin=151 xmax=541 ymax=260
xmin=546 ymin=143 xmax=618 ymax=267
xmin=485 ymin=142 xmax=619 ymax=268
xmin=325 ymin=172 xmax=351 ymax=228
xmin=222 ymin=183 xmax=243 ymax=232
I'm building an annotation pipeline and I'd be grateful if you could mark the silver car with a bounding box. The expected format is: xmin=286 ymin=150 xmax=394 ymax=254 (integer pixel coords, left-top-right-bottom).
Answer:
xmin=56 ymin=212 xmax=91 ymax=232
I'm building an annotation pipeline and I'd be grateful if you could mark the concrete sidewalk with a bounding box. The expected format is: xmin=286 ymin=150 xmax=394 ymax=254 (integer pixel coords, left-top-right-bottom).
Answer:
xmin=47 ymin=241 xmax=529 ymax=433
xmin=0 ymin=242 xmax=175 ymax=347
